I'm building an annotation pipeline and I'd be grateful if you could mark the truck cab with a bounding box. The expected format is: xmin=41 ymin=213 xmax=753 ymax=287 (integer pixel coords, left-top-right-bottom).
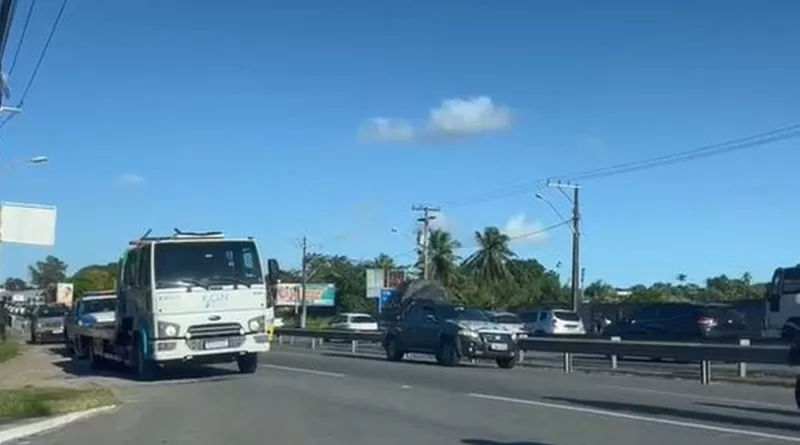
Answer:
xmin=75 ymin=229 xmax=280 ymax=380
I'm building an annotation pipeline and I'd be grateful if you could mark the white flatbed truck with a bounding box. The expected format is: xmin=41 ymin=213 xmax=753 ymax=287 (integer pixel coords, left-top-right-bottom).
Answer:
xmin=71 ymin=229 xmax=280 ymax=381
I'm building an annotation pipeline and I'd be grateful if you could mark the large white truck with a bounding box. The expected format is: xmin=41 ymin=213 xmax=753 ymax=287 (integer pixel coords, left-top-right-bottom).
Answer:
xmin=764 ymin=264 xmax=800 ymax=340
xmin=72 ymin=229 xmax=279 ymax=380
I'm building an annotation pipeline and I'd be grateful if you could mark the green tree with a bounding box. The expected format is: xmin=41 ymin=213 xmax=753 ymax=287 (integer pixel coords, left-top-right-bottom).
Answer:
xmin=28 ymin=255 xmax=68 ymax=290
xmin=3 ymin=277 xmax=27 ymax=291
xmin=462 ymin=226 xmax=516 ymax=285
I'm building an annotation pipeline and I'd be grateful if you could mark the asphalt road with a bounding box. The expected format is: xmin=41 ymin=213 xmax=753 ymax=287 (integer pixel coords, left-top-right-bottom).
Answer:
xmin=21 ymin=347 xmax=800 ymax=445
xmin=275 ymin=336 xmax=798 ymax=382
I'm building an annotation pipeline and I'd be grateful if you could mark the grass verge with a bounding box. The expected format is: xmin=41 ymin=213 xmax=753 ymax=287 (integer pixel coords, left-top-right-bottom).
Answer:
xmin=0 ymin=387 xmax=117 ymax=422
xmin=0 ymin=341 xmax=20 ymax=364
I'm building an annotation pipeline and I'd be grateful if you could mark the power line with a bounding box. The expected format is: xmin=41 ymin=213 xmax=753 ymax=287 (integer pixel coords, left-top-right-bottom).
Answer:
xmin=389 ymin=219 xmax=572 ymax=261
xmin=441 ymin=123 xmax=800 ymax=208
xmin=7 ymin=0 xmax=35 ymax=76
xmin=0 ymin=0 xmax=67 ymax=131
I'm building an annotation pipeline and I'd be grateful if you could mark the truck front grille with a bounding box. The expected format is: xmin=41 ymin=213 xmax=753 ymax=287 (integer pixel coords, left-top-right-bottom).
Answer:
xmin=187 ymin=323 xmax=242 ymax=339
xmin=480 ymin=333 xmax=512 ymax=343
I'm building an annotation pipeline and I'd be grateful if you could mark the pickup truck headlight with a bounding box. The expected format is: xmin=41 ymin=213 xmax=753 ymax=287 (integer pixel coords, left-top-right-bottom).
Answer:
xmin=248 ymin=315 xmax=265 ymax=333
xmin=157 ymin=321 xmax=180 ymax=337
xmin=458 ymin=328 xmax=480 ymax=339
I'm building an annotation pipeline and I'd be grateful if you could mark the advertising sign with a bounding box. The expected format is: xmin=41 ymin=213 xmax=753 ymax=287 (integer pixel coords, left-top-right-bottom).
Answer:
xmin=275 ymin=283 xmax=335 ymax=307
xmin=365 ymin=268 xmax=384 ymax=299
xmin=56 ymin=282 xmax=74 ymax=307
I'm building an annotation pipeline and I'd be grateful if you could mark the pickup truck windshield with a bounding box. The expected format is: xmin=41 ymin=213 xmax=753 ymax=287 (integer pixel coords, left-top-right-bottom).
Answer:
xmin=82 ymin=298 xmax=116 ymax=314
xmin=36 ymin=305 xmax=68 ymax=318
xmin=782 ymin=267 xmax=800 ymax=294
xmin=154 ymin=241 xmax=264 ymax=289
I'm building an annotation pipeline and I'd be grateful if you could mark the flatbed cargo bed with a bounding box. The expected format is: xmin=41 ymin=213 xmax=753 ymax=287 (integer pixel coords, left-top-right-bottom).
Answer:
xmin=73 ymin=324 xmax=116 ymax=341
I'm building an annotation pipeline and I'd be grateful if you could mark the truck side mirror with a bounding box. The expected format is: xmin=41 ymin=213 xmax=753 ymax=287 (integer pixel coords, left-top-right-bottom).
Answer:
xmin=266 ymin=258 xmax=280 ymax=285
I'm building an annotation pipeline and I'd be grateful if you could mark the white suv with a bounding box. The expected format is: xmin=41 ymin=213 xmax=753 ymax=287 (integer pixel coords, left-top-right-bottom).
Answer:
xmin=520 ymin=309 xmax=586 ymax=336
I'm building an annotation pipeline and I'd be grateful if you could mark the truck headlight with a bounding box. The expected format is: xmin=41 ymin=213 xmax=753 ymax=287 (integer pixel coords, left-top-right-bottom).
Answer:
xmin=157 ymin=321 xmax=180 ymax=337
xmin=248 ymin=315 xmax=265 ymax=333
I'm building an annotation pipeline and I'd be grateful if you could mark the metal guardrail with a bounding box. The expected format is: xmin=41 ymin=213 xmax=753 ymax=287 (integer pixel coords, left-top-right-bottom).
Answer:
xmin=274 ymin=327 xmax=796 ymax=385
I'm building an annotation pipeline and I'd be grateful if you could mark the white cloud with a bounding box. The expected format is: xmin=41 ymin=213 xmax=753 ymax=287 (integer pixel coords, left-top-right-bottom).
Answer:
xmin=358 ymin=96 xmax=512 ymax=144
xmin=118 ymin=173 xmax=145 ymax=185
xmin=358 ymin=117 xmax=415 ymax=143
xmin=502 ymin=213 xmax=548 ymax=245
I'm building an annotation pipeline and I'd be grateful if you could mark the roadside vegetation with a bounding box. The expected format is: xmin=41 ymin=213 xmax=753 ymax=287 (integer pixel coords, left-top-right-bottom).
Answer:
xmin=0 ymin=341 xmax=20 ymax=364
xmin=0 ymin=387 xmax=117 ymax=421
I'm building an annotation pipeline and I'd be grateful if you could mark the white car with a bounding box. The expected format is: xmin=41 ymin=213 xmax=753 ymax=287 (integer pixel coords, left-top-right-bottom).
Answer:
xmin=520 ymin=309 xmax=586 ymax=336
xmin=329 ymin=313 xmax=379 ymax=331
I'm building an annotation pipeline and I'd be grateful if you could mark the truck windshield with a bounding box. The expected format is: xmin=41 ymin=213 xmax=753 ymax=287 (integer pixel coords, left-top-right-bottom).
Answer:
xmin=36 ymin=305 xmax=68 ymax=318
xmin=782 ymin=267 xmax=800 ymax=294
xmin=154 ymin=241 xmax=264 ymax=289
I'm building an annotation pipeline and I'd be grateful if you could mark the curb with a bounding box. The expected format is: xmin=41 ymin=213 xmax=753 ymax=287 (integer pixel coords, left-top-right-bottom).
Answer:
xmin=0 ymin=405 xmax=117 ymax=444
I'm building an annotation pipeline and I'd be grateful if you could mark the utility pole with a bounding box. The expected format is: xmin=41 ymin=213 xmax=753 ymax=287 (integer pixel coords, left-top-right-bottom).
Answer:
xmin=547 ymin=181 xmax=581 ymax=312
xmin=412 ymin=205 xmax=440 ymax=280
xmin=300 ymin=235 xmax=308 ymax=329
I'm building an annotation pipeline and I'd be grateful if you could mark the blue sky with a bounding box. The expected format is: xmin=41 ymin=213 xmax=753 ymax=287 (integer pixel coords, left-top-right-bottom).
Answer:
xmin=0 ymin=0 xmax=798 ymax=287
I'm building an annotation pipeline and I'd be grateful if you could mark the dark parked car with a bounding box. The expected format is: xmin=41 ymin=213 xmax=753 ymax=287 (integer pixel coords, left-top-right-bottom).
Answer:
xmin=602 ymin=303 xmax=750 ymax=342
xmin=382 ymin=300 xmax=518 ymax=368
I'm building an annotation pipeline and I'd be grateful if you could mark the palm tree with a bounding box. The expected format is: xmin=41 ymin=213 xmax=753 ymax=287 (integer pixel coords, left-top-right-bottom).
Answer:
xmin=462 ymin=226 xmax=516 ymax=285
xmin=371 ymin=253 xmax=396 ymax=271
xmin=417 ymin=229 xmax=462 ymax=286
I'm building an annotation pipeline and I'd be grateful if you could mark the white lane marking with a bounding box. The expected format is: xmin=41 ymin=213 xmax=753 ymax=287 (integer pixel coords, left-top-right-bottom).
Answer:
xmin=597 ymin=384 xmax=795 ymax=410
xmin=260 ymin=363 xmax=346 ymax=378
xmin=467 ymin=393 xmax=800 ymax=443
xmin=401 ymin=384 xmax=412 ymax=389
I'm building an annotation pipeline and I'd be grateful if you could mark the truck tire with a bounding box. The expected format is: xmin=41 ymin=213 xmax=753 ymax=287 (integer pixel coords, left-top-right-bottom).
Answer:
xmin=384 ymin=338 xmax=404 ymax=362
xmin=236 ymin=353 xmax=258 ymax=374
xmin=133 ymin=336 xmax=158 ymax=381
xmin=436 ymin=340 xmax=459 ymax=367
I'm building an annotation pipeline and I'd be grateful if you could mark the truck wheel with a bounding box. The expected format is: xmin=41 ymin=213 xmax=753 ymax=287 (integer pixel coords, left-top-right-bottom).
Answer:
xmin=436 ymin=340 xmax=459 ymax=367
xmin=496 ymin=357 xmax=517 ymax=369
xmin=236 ymin=353 xmax=258 ymax=374
xmin=384 ymin=338 xmax=404 ymax=362
xmin=133 ymin=336 xmax=157 ymax=381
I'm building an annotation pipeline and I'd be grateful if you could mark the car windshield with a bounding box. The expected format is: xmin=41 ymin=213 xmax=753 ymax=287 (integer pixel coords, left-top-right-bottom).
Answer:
xmin=36 ymin=305 xmax=68 ymax=318
xmin=440 ymin=306 xmax=489 ymax=321
xmin=82 ymin=298 xmax=116 ymax=314
xmin=491 ymin=314 xmax=522 ymax=324
xmin=154 ymin=241 xmax=264 ymax=289
xmin=554 ymin=311 xmax=581 ymax=322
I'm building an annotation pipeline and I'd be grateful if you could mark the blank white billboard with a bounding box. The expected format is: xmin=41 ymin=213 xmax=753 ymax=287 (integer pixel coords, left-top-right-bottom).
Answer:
xmin=0 ymin=202 xmax=57 ymax=246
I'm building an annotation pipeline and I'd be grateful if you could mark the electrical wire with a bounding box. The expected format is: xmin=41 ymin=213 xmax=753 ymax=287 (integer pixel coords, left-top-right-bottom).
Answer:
xmin=389 ymin=219 xmax=572 ymax=261
xmin=441 ymin=123 xmax=800 ymax=208
xmin=7 ymin=0 xmax=36 ymax=76
xmin=0 ymin=0 xmax=68 ymax=132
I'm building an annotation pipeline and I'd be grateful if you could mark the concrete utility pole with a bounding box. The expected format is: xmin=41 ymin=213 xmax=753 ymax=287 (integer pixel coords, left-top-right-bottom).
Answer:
xmin=546 ymin=181 xmax=581 ymax=312
xmin=412 ymin=205 xmax=440 ymax=280
xmin=299 ymin=235 xmax=308 ymax=329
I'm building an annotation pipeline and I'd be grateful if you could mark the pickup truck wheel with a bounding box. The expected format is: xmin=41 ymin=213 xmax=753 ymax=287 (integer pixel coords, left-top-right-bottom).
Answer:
xmin=384 ymin=338 xmax=404 ymax=362
xmin=436 ymin=340 xmax=459 ymax=367
xmin=795 ymin=375 xmax=800 ymax=410
xmin=496 ymin=357 xmax=516 ymax=369
xmin=237 ymin=353 xmax=258 ymax=373
xmin=88 ymin=341 xmax=104 ymax=370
